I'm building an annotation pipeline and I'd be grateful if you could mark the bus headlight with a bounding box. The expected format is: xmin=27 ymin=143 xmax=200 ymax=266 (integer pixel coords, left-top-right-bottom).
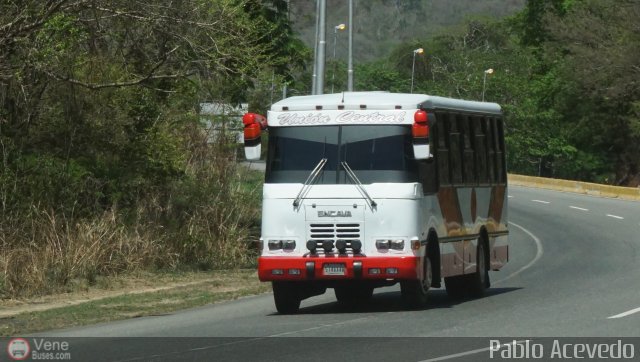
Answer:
xmin=322 ymin=240 xmax=334 ymax=253
xmin=376 ymin=239 xmax=405 ymax=250
xmin=351 ymin=240 xmax=362 ymax=253
xmin=268 ymin=240 xmax=296 ymax=251
xmin=390 ymin=239 xmax=405 ymax=250
xmin=376 ymin=239 xmax=390 ymax=250
xmin=306 ymin=240 xmax=318 ymax=253
xmin=282 ymin=240 xmax=296 ymax=250
xmin=268 ymin=240 xmax=283 ymax=250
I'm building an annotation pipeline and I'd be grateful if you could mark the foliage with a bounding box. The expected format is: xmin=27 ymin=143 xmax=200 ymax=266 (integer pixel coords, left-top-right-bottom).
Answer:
xmin=0 ymin=0 xmax=290 ymax=299
xmin=356 ymin=0 xmax=639 ymax=185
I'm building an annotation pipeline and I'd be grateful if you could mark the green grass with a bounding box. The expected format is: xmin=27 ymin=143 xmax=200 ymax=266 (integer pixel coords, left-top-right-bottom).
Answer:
xmin=0 ymin=270 xmax=271 ymax=336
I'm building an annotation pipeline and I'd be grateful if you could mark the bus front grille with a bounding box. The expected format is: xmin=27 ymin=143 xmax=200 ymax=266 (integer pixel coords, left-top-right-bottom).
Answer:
xmin=308 ymin=223 xmax=362 ymax=254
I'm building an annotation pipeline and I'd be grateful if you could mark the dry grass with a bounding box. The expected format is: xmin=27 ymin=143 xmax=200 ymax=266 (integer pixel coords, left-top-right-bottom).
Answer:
xmin=0 ymin=133 xmax=263 ymax=299
xmin=0 ymin=208 xmax=164 ymax=298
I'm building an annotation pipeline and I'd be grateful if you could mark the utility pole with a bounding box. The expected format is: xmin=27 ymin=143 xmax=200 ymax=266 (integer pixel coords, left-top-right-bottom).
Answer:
xmin=347 ymin=0 xmax=354 ymax=91
xmin=311 ymin=0 xmax=320 ymax=94
xmin=314 ymin=0 xmax=327 ymax=95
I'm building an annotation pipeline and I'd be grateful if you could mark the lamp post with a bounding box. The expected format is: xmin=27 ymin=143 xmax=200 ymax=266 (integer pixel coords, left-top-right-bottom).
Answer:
xmin=314 ymin=0 xmax=327 ymax=95
xmin=482 ymin=68 xmax=494 ymax=102
xmin=331 ymin=23 xmax=346 ymax=93
xmin=311 ymin=0 xmax=320 ymax=94
xmin=411 ymin=48 xmax=424 ymax=94
xmin=347 ymin=0 xmax=354 ymax=91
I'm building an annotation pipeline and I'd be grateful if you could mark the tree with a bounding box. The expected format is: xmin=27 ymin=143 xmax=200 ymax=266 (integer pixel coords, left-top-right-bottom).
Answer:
xmin=544 ymin=0 xmax=640 ymax=184
xmin=0 ymin=0 xmax=304 ymax=215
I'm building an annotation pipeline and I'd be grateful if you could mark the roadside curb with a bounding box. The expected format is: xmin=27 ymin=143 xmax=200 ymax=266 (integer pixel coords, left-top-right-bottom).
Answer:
xmin=508 ymin=174 xmax=640 ymax=201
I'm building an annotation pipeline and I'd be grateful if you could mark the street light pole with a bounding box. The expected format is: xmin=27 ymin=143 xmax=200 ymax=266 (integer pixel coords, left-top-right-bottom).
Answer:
xmin=311 ymin=0 xmax=320 ymax=94
xmin=411 ymin=48 xmax=424 ymax=94
xmin=347 ymin=0 xmax=354 ymax=91
xmin=331 ymin=24 xmax=346 ymax=93
xmin=482 ymin=68 xmax=494 ymax=102
xmin=315 ymin=0 xmax=327 ymax=95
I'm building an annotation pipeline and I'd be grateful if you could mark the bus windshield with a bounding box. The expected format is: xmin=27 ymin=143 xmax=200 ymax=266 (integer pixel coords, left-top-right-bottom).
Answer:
xmin=265 ymin=125 xmax=418 ymax=184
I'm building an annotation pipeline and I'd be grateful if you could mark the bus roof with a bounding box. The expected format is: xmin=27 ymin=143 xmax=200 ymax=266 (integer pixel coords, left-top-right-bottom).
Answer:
xmin=270 ymin=92 xmax=502 ymax=115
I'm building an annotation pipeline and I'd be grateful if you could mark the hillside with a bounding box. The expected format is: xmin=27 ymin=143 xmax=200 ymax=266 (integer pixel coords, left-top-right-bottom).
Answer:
xmin=289 ymin=0 xmax=525 ymax=61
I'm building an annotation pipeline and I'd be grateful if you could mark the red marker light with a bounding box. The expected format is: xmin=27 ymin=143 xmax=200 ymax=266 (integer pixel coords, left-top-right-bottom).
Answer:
xmin=414 ymin=110 xmax=428 ymax=124
xmin=242 ymin=113 xmax=256 ymax=126
xmin=412 ymin=123 xmax=429 ymax=138
xmin=412 ymin=110 xmax=429 ymax=138
xmin=244 ymin=123 xmax=261 ymax=140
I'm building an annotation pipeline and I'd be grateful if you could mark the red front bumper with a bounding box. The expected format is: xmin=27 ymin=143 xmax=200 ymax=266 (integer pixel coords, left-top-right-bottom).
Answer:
xmin=258 ymin=255 xmax=420 ymax=281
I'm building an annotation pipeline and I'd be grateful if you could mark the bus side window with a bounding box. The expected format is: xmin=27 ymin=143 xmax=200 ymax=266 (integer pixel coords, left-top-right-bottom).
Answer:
xmin=449 ymin=113 xmax=463 ymax=186
xmin=419 ymin=156 xmax=438 ymax=194
xmin=496 ymin=117 xmax=507 ymax=183
xmin=461 ymin=114 xmax=476 ymax=186
xmin=436 ymin=112 xmax=451 ymax=186
xmin=485 ymin=117 xmax=496 ymax=183
xmin=473 ymin=117 xmax=488 ymax=185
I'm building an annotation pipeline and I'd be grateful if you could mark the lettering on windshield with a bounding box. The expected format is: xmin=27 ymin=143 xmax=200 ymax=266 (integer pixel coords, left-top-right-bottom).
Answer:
xmin=336 ymin=111 xmax=405 ymax=124
xmin=276 ymin=111 xmax=407 ymax=125
xmin=278 ymin=113 xmax=331 ymax=125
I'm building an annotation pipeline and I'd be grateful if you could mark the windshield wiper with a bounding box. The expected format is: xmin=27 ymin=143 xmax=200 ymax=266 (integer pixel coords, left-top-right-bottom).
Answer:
xmin=341 ymin=161 xmax=377 ymax=208
xmin=293 ymin=158 xmax=327 ymax=208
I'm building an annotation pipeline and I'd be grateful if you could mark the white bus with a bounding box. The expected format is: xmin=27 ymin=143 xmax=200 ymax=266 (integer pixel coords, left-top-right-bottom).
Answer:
xmin=242 ymin=92 xmax=509 ymax=314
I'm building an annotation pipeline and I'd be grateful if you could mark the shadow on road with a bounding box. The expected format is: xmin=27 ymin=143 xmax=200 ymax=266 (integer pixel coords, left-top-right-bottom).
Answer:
xmin=269 ymin=287 xmax=521 ymax=316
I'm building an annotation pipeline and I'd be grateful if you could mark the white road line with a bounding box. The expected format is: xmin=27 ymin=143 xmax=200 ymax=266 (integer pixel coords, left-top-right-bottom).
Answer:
xmin=531 ymin=199 xmax=550 ymax=204
xmin=493 ymin=222 xmax=544 ymax=285
xmin=418 ymin=340 xmax=529 ymax=362
xmin=569 ymin=206 xmax=589 ymax=211
xmin=268 ymin=316 xmax=372 ymax=337
xmin=508 ymin=195 xmax=514 ymax=198
xmin=608 ymin=306 xmax=640 ymax=319
xmin=606 ymin=214 xmax=624 ymax=220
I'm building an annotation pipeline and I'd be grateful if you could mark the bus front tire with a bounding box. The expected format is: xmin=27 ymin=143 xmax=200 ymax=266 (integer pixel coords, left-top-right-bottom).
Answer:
xmin=273 ymin=282 xmax=301 ymax=314
xmin=401 ymin=256 xmax=431 ymax=308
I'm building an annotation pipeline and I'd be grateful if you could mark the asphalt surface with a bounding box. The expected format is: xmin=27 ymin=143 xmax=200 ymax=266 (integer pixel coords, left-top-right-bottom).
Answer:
xmin=31 ymin=185 xmax=640 ymax=361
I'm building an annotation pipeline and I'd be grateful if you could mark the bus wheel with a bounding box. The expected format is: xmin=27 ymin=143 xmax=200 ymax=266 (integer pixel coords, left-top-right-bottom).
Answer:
xmin=273 ymin=282 xmax=301 ymax=314
xmin=467 ymin=240 xmax=489 ymax=298
xmin=401 ymin=256 xmax=431 ymax=308
xmin=335 ymin=285 xmax=374 ymax=305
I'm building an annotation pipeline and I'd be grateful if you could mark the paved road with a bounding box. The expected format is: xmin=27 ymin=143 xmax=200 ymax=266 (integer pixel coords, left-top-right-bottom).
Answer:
xmin=35 ymin=185 xmax=640 ymax=361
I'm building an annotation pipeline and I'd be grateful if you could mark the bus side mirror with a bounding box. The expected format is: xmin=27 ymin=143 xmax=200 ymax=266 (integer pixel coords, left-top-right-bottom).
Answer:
xmin=243 ymin=113 xmax=267 ymax=161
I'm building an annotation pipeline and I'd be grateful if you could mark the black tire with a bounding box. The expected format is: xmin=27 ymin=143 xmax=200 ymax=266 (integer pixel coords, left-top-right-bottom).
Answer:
xmin=444 ymin=240 xmax=489 ymax=299
xmin=401 ymin=256 xmax=431 ymax=308
xmin=334 ymin=285 xmax=374 ymax=305
xmin=467 ymin=240 xmax=489 ymax=298
xmin=273 ymin=282 xmax=301 ymax=314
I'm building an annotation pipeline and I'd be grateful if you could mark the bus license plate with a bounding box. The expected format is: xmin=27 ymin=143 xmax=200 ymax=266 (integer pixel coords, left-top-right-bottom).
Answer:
xmin=323 ymin=263 xmax=346 ymax=276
